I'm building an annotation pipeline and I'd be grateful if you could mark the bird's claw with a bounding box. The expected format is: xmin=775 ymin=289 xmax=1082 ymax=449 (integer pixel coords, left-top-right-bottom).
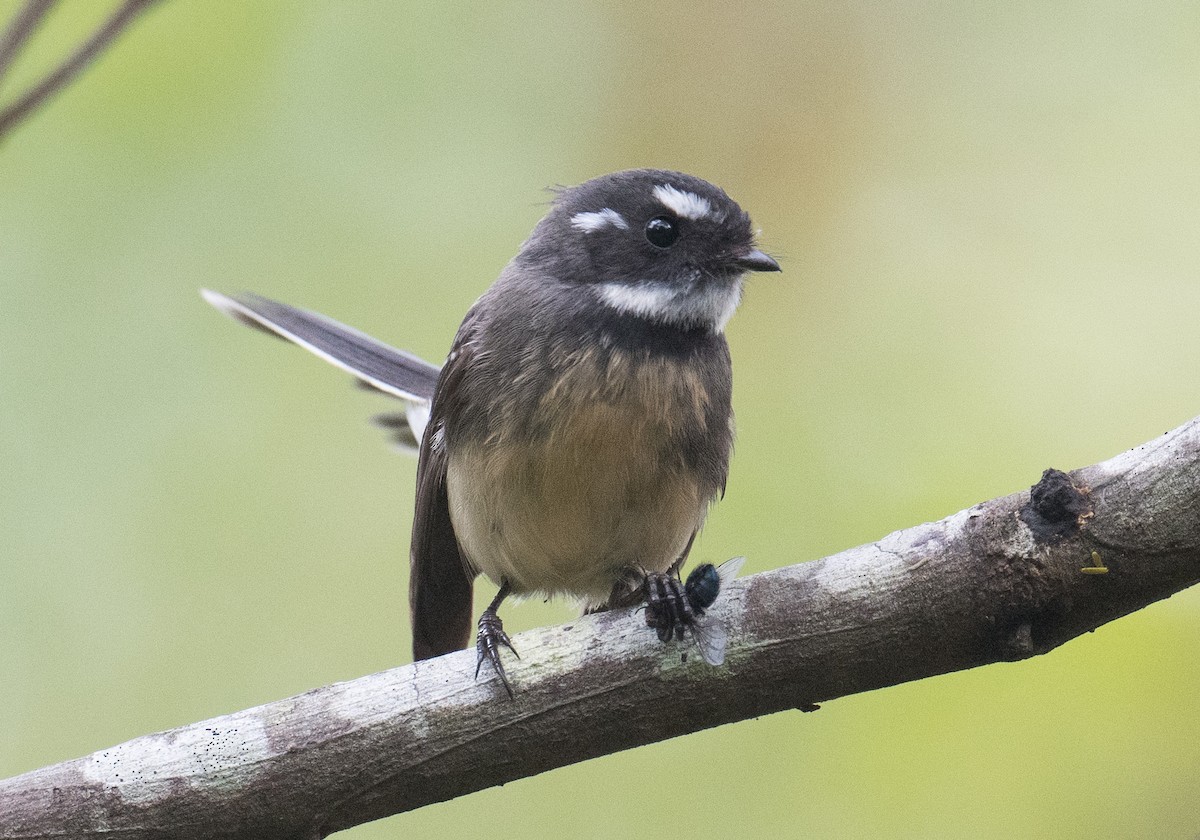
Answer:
xmin=643 ymin=571 xmax=693 ymax=643
xmin=476 ymin=608 xmax=518 ymax=698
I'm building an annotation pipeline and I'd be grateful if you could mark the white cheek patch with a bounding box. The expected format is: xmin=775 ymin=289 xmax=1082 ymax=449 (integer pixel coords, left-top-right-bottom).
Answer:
xmin=652 ymin=184 xmax=718 ymax=221
xmin=570 ymin=208 xmax=630 ymax=233
xmin=597 ymin=283 xmax=676 ymax=322
xmin=596 ymin=278 xmax=743 ymax=332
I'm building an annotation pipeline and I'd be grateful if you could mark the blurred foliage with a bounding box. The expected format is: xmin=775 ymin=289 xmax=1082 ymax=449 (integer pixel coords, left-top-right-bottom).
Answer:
xmin=1 ymin=1 xmax=1198 ymax=838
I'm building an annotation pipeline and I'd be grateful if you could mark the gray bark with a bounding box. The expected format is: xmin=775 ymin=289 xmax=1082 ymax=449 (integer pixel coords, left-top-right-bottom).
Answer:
xmin=2 ymin=415 xmax=1198 ymax=839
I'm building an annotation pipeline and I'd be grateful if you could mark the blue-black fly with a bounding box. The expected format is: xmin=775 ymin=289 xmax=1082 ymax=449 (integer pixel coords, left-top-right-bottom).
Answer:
xmin=644 ymin=556 xmax=745 ymax=665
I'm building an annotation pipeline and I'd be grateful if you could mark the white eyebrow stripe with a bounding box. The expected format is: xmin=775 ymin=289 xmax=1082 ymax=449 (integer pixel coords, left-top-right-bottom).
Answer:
xmin=652 ymin=184 xmax=714 ymax=221
xmin=570 ymin=208 xmax=630 ymax=233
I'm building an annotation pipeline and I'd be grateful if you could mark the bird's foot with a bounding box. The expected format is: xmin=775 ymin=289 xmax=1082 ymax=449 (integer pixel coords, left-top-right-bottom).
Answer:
xmin=596 ymin=565 xmax=651 ymax=611
xmin=476 ymin=607 xmax=518 ymax=698
xmin=643 ymin=571 xmax=694 ymax=643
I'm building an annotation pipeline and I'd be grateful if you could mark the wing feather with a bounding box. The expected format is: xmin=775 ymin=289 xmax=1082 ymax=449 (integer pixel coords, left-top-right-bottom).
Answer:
xmin=408 ymin=320 xmax=480 ymax=659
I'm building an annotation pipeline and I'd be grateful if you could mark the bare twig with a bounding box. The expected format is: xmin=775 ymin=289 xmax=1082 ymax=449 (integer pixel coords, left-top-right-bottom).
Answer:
xmin=0 ymin=0 xmax=58 ymax=84
xmin=0 ymin=0 xmax=164 ymax=142
xmin=1 ymin=414 xmax=1199 ymax=839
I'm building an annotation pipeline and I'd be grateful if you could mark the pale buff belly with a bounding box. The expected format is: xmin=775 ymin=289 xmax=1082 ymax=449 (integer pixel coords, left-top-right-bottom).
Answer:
xmin=445 ymin=399 xmax=711 ymax=605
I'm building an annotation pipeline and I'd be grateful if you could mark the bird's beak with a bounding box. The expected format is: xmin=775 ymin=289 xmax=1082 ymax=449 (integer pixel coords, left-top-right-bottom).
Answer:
xmin=734 ymin=248 xmax=781 ymax=273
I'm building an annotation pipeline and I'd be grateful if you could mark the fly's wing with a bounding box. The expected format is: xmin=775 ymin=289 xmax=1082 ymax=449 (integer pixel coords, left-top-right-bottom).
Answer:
xmin=689 ymin=615 xmax=730 ymax=666
xmin=202 ymin=290 xmax=440 ymax=450
xmin=688 ymin=557 xmax=744 ymax=665
xmin=714 ymin=556 xmax=746 ymax=589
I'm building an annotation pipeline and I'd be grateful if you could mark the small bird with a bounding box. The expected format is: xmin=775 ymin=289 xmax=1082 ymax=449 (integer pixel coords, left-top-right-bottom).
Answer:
xmin=204 ymin=169 xmax=779 ymax=694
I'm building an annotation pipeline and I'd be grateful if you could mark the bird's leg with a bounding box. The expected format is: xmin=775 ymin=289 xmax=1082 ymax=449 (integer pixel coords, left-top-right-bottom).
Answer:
xmin=593 ymin=565 xmax=650 ymax=612
xmin=476 ymin=580 xmax=518 ymax=698
xmin=643 ymin=571 xmax=693 ymax=643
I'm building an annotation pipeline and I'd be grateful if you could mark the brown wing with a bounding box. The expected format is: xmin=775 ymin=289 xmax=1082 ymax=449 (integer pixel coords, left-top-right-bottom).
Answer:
xmin=408 ymin=324 xmax=478 ymax=660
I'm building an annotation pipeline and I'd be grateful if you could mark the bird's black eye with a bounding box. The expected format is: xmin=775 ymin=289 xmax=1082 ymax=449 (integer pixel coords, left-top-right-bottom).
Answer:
xmin=644 ymin=215 xmax=679 ymax=248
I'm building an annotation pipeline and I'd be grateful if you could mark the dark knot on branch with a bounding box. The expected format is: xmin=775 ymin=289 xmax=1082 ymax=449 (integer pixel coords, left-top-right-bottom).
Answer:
xmin=1019 ymin=468 xmax=1093 ymax=542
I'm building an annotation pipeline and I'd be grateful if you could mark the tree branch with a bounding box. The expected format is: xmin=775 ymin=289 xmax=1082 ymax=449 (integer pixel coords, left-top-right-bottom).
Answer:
xmin=0 ymin=0 xmax=163 ymax=142
xmin=0 ymin=0 xmax=58 ymax=84
xmin=2 ymin=414 xmax=1198 ymax=839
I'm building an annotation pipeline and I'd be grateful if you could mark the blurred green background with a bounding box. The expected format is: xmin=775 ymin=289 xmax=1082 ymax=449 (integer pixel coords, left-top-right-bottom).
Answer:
xmin=2 ymin=1 xmax=1198 ymax=837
